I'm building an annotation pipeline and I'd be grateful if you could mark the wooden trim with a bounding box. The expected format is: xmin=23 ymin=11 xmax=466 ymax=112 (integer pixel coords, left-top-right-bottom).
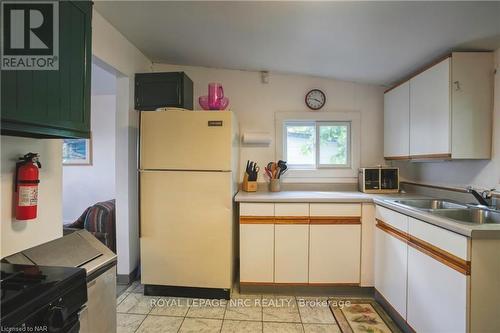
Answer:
xmin=239 ymin=216 xmax=275 ymax=224
xmin=240 ymin=282 xmax=309 ymax=286
xmin=310 ymin=217 xmax=361 ymax=225
xmin=240 ymin=282 xmax=359 ymax=287
xmin=410 ymin=153 xmax=452 ymax=160
xmin=362 ymin=189 xmax=399 ymax=194
xmin=375 ymin=289 xmax=417 ymax=333
xmin=384 ymin=155 xmax=410 ymax=161
xmin=274 ymin=216 xmax=310 ymax=224
xmin=239 ymin=282 xmax=276 ymax=286
xmin=269 ymin=282 xmax=311 ymax=286
xmin=384 ymin=53 xmax=451 ymax=93
xmin=376 ymin=219 xmax=471 ymax=275
xmin=375 ymin=219 xmax=409 ymax=243
xmin=308 ymin=282 xmax=360 ymax=287
xmin=408 ymin=236 xmax=471 ymax=275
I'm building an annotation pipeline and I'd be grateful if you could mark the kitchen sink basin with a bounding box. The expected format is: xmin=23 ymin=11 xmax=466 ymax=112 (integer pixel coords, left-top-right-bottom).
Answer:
xmin=392 ymin=199 xmax=468 ymax=210
xmin=431 ymin=209 xmax=500 ymax=224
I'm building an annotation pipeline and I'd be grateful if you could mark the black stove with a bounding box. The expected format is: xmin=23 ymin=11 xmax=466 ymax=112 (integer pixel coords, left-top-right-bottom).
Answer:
xmin=1 ymin=263 xmax=87 ymax=332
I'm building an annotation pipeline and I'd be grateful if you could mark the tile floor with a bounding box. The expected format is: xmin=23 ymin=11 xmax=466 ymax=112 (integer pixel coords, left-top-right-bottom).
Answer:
xmin=116 ymin=282 xmax=346 ymax=333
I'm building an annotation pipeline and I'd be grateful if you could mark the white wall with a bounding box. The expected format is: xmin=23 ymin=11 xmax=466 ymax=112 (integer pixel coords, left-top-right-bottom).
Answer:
xmin=92 ymin=9 xmax=152 ymax=276
xmin=396 ymin=49 xmax=500 ymax=190
xmin=153 ymin=63 xmax=386 ymax=182
xmin=62 ymin=94 xmax=116 ymax=224
xmin=1 ymin=137 xmax=63 ymax=257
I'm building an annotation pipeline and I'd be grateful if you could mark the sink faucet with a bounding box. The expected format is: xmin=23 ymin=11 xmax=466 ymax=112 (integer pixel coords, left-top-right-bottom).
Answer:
xmin=466 ymin=186 xmax=496 ymax=206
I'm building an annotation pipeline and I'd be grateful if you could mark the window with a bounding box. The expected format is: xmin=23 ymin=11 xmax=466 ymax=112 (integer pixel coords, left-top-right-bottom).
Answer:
xmin=275 ymin=111 xmax=360 ymax=181
xmin=284 ymin=121 xmax=351 ymax=169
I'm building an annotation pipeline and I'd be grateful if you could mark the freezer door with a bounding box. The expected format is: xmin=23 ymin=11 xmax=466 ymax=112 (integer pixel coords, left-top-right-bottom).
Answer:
xmin=140 ymin=170 xmax=234 ymax=289
xmin=140 ymin=110 xmax=235 ymax=171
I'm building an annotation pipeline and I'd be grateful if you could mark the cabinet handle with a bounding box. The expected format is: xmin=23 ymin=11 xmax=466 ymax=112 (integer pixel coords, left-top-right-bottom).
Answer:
xmin=453 ymin=81 xmax=461 ymax=91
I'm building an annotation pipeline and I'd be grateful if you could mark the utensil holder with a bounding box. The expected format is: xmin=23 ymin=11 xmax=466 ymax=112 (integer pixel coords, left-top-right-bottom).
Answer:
xmin=242 ymin=173 xmax=257 ymax=192
xmin=269 ymin=179 xmax=281 ymax=192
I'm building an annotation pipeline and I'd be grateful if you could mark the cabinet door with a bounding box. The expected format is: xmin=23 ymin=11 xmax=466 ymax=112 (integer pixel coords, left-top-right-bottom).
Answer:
xmin=240 ymin=224 xmax=274 ymax=283
xmin=407 ymin=246 xmax=467 ymax=333
xmin=384 ymin=81 xmax=410 ymax=158
xmin=410 ymin=58 xmax=451 ymax=157
xmin=1 ymin=1 xmax=92 ymax=138
xmin=450 ymin=52 xmax=494 ymax=159
xmin=274 ymin=225 xmax=309 ymax=283
xmin=374 ymin=228 xmax=407 ymax=318
xmin=309 ymin=225 xmax=361 ymax=283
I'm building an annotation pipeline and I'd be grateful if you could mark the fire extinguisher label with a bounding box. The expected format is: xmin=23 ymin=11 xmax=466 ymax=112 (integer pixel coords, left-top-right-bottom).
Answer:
xmin=18 ymin=186 xmax=38 ymax=206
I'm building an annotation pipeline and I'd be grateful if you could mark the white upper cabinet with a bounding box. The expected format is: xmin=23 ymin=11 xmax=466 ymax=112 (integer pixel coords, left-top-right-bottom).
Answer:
xmin=410 ymin=58 xmax=451 ymax=157
xmin=384 ymin=81 xmax=410 ymax=158
xmin=450 ymin=52 xmax=494 ymax=159
xmin=384 ymin=52 xmax=493 ymax=160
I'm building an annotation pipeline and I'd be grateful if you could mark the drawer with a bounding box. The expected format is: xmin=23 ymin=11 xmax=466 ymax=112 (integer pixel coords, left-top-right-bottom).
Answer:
xmin=375 ymin=206 xmax=408 ymax=232
xmin=240 ymin=203 xmax=274 ymax=216
xmin=274 ymin=203 xmax=309 ymax=217
xmin=310 ymin=203 xmax=361 ymax=217
xmin=408 ymin=218 xmax=469 ymax=260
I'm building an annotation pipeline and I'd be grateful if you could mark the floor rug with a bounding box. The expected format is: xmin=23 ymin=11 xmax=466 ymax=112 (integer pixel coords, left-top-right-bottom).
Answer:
xmin=329 ymin=298 xmax=402 ymax=333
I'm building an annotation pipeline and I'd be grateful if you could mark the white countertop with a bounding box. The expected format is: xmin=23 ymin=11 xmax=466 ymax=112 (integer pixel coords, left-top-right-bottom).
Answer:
xmin=235 ymin=190 xmax=375 ymax=202
xmin=234 ymin=190 xmax=500 ymax=238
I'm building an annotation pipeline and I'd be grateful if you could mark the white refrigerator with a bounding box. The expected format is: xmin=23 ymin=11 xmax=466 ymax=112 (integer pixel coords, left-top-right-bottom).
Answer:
xmin=139 ymin=110 xmax=239 ymax=297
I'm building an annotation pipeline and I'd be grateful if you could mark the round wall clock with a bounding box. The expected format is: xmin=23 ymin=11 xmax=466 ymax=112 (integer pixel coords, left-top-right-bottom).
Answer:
xmin=305 ymin=89 xmax=326 ymax=110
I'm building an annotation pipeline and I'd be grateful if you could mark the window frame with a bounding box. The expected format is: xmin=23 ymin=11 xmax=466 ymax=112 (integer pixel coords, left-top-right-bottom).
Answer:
xmin=316 ymin=121 xmax=351 ymax=169
xmin=276 ymin=111 xmax=360 ymax=182
xmin=283 ymin=121 xmax=352 ymax=169
xmin=283 ymin=121 xmax=316 ymax=169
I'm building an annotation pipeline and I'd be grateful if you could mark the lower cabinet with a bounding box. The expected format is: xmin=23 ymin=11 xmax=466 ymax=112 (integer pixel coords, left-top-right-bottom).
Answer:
xmin=240 ymin=224 xmax=274 ymax=283
xmin=407 ymin=246 xmax=467 ymax=333
xmin=274 ymin=225 xmax=309 ymax=283
xmin=309 ymin=225 xmax=361 ymax=283
xmin=374 ymin=227 xmax=408 ymax=318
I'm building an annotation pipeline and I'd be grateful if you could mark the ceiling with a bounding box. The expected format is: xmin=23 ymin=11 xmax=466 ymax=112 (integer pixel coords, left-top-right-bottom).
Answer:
xmin=95 ymin=1 xmax=500 ymax=86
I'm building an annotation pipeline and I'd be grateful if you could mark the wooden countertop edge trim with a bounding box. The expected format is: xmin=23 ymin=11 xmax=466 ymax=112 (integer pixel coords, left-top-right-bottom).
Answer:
xmin=274 ymin=216 xmax=310 ymax=224
xmin=375 ymin=219 xmax=471 ymax=275
xmin=410 ymin=153 xmax=452 ymax=160
xmin=240 ymin=216 xmax=275 ymax=224
xmin=240 ymin=282 xmax=359 ymax=286
xmin=408 ymin=236 xmax=471 ymax=275
xmin=310 ymin=217 xmax=361 ymax=225
xmin=375 ymin=219 xmax=409 ymax=243
xmin=240 ymin=216 xmax=361 ymax=224
xmin=384 ymin=155 xmax=411 ymax=161
xmin=384 ymin=154 xmax=452 ymax=161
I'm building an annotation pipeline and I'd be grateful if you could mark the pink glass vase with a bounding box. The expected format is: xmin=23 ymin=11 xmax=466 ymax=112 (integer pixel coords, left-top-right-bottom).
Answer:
xmin=199 ymin=83 xmax=229 ymax=110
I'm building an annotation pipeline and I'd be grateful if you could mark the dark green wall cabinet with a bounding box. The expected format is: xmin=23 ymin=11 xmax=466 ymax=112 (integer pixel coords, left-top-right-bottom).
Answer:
xmin=1 ymin=1 xmax=92 ymax=138
xmin=135 ymin=72 xmax=194 ymax=111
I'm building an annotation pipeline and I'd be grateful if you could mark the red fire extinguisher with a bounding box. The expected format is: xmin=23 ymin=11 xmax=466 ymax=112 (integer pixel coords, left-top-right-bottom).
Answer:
xmin=15 ymin=153 xmax=42 ymax=221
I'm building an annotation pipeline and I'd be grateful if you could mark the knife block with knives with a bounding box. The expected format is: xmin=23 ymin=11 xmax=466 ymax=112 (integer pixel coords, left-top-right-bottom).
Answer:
xmin=242 ymin=160 xmax=259 ymax=192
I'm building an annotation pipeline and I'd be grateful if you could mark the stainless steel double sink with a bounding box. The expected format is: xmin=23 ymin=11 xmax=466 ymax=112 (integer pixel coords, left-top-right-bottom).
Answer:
xmin=392 ymin=199 xmax=500 ymax=224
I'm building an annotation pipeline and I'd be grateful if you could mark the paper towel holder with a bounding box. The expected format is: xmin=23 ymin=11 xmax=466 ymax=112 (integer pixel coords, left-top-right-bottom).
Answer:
xmin=242 ymin=132 xmax=271 ymax=146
